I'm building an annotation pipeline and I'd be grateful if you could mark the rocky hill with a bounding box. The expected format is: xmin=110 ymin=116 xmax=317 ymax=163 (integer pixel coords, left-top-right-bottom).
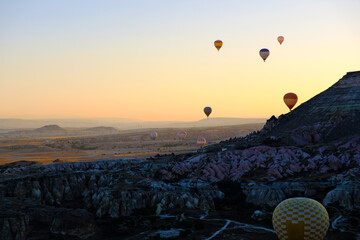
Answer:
xmin=261 ymin=71 xmax=360 ymax=145
xmin=34 ymin=125 xmax=67 ymax=134
xmin=0 ymin=125 xmax=68 ymax=138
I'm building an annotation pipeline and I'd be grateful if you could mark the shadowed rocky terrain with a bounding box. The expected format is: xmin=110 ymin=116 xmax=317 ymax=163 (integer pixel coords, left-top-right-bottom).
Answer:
xmin=0 ymin=71 xmax=360 ymax=239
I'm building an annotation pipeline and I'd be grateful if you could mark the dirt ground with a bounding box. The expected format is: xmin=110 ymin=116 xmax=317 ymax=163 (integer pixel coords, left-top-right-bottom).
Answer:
xmin=0 ymin=124 xmax=263 ymax=165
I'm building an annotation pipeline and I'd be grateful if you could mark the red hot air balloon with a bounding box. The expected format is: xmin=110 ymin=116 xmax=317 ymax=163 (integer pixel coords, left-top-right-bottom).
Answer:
xmin=277 ymin=36 xmax=284 ymax=45
xmin=214 ymin=40 xmax=223 ymax=51
xmin=283 ymin=93 xmax=298 ymax=111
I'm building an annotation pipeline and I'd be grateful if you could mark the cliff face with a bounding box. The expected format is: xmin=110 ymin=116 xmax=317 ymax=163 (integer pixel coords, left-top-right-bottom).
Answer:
xmin=265 ymin=71 xmax=360 ymax=145
xmin=333 ymin=71 xmax=360 ymax=88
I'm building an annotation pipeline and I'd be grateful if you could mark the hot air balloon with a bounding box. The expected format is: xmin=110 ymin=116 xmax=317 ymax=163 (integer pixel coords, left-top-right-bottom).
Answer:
xmin=214 ymin=40 xmax=223 ymax=51
xmin=204 ymin=107 xmax=212 ymax=118
xmin=150 ymin=131 xmax=158 ymax=140
xmin=259 ymin=48 xmax=270 ymax=62
xmin=278 ymin=36 xmax=284 ymax=45
xmin=177 ymin=131 xmax=187 ymax=140
xmin=283 ymin=93 xmax=298 ymax=111
xmin=273 ymin=198 xmax=329 ymax=240
xmin=197 ymin=137 xmax=206 ymax=148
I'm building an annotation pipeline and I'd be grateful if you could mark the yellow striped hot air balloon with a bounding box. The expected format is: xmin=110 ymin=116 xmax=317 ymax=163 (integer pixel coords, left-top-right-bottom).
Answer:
xmin=214 ymin=40 xmax=223 ymax=51
xmin=283 ymin=93 xmax=298 ymax=111
xmin=272 ymin=198 xmax=329 ymax=240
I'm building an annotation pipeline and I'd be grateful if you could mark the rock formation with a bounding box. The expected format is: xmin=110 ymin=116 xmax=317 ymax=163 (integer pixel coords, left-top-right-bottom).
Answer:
xmin=0 ymin=71 xmax=360 ymax=239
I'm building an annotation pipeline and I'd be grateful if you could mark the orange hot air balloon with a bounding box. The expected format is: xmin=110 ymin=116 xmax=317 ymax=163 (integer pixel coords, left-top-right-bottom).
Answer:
xmin=214 ymin=40 xmax=223 ymax=51
xmin=284 ymin=93 xmax=298 ymax=111
xmin=277 ymin=36 xmax=284 ymax=45
xmin=204 ymin=107 xmax=212 ymax=118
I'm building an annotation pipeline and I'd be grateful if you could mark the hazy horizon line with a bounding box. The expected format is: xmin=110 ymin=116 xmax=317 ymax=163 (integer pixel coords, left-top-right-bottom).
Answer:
xmin=0 ymin=117 xmax=268 ymax=122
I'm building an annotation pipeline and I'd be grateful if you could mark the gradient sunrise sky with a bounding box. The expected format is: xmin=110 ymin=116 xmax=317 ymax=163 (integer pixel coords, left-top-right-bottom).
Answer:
xmin=0 ymin=0 xmax=359 ymax=121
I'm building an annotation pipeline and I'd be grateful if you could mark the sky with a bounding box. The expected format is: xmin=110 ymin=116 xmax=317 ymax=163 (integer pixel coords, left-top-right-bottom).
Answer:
xmin=0 ymin=0 xmax=359 ymax=121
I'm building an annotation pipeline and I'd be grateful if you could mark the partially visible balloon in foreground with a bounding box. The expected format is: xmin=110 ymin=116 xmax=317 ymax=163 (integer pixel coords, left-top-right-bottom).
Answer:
xmin=278 ymin=36 xmax=284 ymax=45
xmin=197 ymin=137 xmax=206 ymax=148
xmin=214 ymin=40 xmax=223 ymax=51
xmin=259 ymin=48 xmax=270 ymax=62
xmin=177 ymin=131 xmax=187 ymax=140
xmin=204 ymin=107 xmax=212 ymax=118
xmin=283 ymin=93 xmax=298 ymax=111
xmin=150 ymin=131 xmax=158 ymax=140
xmin=273 ymin=198 xmax=329 ymax=240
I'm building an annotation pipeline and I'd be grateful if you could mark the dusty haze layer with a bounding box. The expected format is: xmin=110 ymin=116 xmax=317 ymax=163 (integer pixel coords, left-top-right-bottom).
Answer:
xmin=0 ymin=117 xmax=266 ymax=130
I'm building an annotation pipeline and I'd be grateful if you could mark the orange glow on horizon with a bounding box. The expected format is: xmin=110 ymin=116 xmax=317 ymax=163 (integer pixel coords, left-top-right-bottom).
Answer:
xmin=0 ymin=1 xmax=359 ymax=121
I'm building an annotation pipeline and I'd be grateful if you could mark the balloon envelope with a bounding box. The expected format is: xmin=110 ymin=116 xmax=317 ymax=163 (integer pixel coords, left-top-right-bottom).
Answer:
xmin=204 ymin=107 xmax=212 ymax=117
xmin=278 ymin=36 xmax=284 ymax=45
xmin=150 ymin=131 xmax=158 ymax=140
xmin=214 ymin=40 xmax=223 ymax=51
xmin=197 ymin=137 xmax=206 ymax=148
xmin=177 ymin=131 xmax=187 ymax=140
xmin=284 ymin=93 xmax=298 ymax=110
xmin=259 ymin=48 xmax=270 ymax=62
xmin=273 ymin=198 xmax=329 ymax=240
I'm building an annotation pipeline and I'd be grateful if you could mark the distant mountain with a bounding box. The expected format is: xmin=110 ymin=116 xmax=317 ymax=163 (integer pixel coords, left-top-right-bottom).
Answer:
xmin=0 ymin=118 xmax=139 ymax=129
xmin=84 ymin=126 xmax=118 ymax=132
xmin=34 ymin=125 xmax=67 ymax=134
xmin=0 ymin=125 xmax=68 ymax=138
xmin=82 ymin=126 xmax=119 ymax=134
xmin=194 ymin=118 xmax=265 ymax=127
xmin=0 ymin=125 xmax=122 ymax=138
